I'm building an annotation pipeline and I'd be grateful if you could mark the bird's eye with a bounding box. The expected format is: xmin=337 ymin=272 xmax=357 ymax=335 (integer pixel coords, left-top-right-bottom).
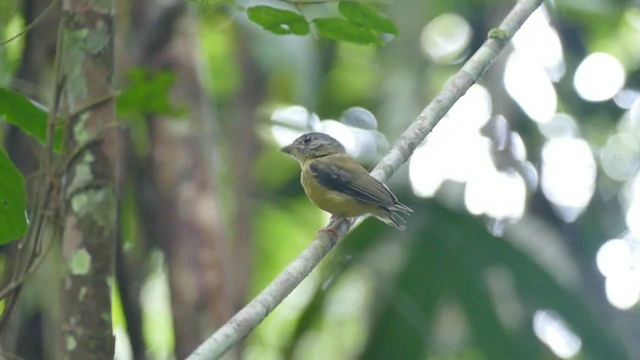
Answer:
xmin=302 ymin=135 xmax=311 ymax=144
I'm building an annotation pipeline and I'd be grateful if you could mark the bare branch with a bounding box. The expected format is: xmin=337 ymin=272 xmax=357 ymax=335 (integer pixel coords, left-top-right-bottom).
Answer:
xmin=187 ymin=0 xmax=544 ymax=358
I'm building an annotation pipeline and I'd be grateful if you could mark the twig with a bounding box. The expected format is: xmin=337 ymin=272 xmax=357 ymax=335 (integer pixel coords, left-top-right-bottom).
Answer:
xmin=186 ymin=0 xmax=544 ymax=358
xmin=0 ymin=23 xmax=66 ymax=331
xmin=0 ymin=0 xmax=60 ymax=47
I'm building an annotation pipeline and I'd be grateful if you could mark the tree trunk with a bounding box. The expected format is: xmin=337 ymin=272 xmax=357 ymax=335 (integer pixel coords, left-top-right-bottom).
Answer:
xmin=58 ymin=0 xmax=118 ymax=358
xmin=129 ymin=1 xmax=230 ymax=357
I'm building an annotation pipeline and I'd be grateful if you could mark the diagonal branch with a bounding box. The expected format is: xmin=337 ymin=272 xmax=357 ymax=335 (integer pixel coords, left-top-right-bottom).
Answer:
xmin=187 ymin=0 xmax=544 ymax=358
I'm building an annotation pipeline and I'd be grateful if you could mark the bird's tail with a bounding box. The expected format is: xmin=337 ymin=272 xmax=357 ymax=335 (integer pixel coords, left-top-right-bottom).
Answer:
xmin=391 ymin=201 xmax=413 ymax=215
xmin=377 ymin=201 xmax=413 ymax=231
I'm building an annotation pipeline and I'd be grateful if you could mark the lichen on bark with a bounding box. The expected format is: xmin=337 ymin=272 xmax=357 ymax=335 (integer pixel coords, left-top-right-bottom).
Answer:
xmin=58 ymin=0 xmax=117 ymax=358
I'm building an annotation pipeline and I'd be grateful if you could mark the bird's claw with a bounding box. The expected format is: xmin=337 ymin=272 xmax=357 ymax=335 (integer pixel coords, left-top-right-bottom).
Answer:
xmin=319 ymin=216 xmax=346 ymax=238
xmin=318 ymin=226 xmax=341 ymax=238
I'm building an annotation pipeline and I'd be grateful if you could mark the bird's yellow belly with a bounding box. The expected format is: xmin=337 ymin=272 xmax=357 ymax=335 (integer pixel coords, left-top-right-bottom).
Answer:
xmin=301 ymin=167 xmax=372 ymax=217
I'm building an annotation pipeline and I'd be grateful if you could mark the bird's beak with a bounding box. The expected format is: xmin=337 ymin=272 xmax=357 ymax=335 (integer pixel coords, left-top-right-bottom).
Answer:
xmin=280 ymin=144 xmax=294 ymax=155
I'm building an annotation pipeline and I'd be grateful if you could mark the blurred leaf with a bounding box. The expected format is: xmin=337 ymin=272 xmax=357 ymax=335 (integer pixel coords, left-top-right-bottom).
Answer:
xmin=0 ymin=147 xmax=27 ymax=244
xmin=338 ymin=1 xmax=398 ymax=35
xmin=247 ymin=6 xmax=310 ymax=35
xmin=359 ymin=204 xmax=449 ymax=360
xmin=356 ymin=201 xmax=633 ymax=360
xmin=314 ymin=18 xmax=382 ymax=45
xmin=446 ymin=232 xmax=540 ymax=360
xmin=0 ymin=87 xmax=63 ymax=151
xmin=117 ymin=69 xmax=186 ymax=119
xmin=454 ymin=206 xmax=633 ymax=360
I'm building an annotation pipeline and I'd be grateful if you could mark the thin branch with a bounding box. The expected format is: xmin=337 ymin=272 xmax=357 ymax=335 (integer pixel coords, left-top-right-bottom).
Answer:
xmin=186 ymin=0 xmax=544 ymax=358
xmin=0 ymin=0 xmax=60 ymax=47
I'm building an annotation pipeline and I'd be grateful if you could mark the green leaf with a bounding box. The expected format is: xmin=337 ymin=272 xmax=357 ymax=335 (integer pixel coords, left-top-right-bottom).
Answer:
xmin=313 ymin=18 xmax=381 ymax=45
xmin=0 ymin=87 xmax=63 ymax=151
xmin=117 ymin=69 xmax=185 ymax=118
xmin=247 ymin=6 xmax=310 ymax=35
xmin=338 ymin=1 xmax=398 ymax=35
xmin=0 ymin=147 xmax=27 ymax=244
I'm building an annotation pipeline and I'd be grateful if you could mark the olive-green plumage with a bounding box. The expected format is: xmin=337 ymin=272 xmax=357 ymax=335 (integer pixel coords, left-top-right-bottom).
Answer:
xmin=281 ymin=132 xmax=412 ymax=231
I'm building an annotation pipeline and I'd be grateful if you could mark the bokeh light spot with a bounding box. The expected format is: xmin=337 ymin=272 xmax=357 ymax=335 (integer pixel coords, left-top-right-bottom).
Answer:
xmin=606 ymin=276 xmax=640 ymax=310
xmin=596 ymin=239 xmax=634 ymax=278
xmin=533 ymin=310 xmax=582 ymax=359
xmin=541 ymin=138 xmax=596 ymax=221
xmin=420 ymin=13 xmax=472 ymax=63
xmin=537 ymin=113 xmax=579 ymax=139
xmin=574 ymin=53 xmax=625 ymax=102
xmin=512 ymin=6 xmax=565 ymax=81
xmin=504 ymin=52 xmax=557 ymax=123
xmin=600 ymin=133 xmax=640 ymax=181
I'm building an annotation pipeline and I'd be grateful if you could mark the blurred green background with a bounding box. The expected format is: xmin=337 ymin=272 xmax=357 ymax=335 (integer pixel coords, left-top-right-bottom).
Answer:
xmin=2 ymin=0 xmax=640 ymax=359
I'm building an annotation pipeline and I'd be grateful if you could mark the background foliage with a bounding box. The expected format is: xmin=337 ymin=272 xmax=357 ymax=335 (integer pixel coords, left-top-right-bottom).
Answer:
xmin=1 ymin=0 xmax=640 ymax=359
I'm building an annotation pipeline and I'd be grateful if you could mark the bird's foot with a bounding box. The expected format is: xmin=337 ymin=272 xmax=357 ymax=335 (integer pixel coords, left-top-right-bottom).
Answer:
xmin=318 ymin=216 xmax=345 ymax=238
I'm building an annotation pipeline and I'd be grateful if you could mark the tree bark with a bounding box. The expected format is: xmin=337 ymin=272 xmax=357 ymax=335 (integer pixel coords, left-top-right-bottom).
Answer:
xmin=130 ymin=1 xmax=230 ymax=357
xmin=58 ymin=0 xmax=118 ymax=358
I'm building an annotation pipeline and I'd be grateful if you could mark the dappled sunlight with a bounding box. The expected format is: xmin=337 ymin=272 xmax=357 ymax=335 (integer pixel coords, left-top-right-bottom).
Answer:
xmin=408 ymin=144 xmax=445 ymax=198
xmin=269 ymin=105 xmax=387 ymax=161
xmin=537 ymin=113 xmax=579 ymax=139
xmin=465 ymin=167 xmax=526 ymax=220
xmin=597 ymin=238 xmax=635 ymax=278
xmin=626 ymin=173 xmax=640 ymax=235
xmin=621 ymin=96 xmax=640 ymax=136
xmin=512 ymin=6 xmax=565 ymax=81
xmin=606 ymin=275 xmax=640 ymax=310
xmin=447 ymin=85 xmax=492 ymax=129
xmin=614 ymin=89 xmax=640 ymax=109
xmin=505 ymin=5 xmax=561 ymax=123
xmin=409 ymin=84 xmax=492 ymax=193
xmin=316 ymin=120 xmax=358 ymax=154
xmin=420 ymin=13 xmax=472 ymax=64
xmin=272 ymin=105 xmax=321 ymax=130
xmin=114 ymin=327 xmax=133 ymax=360
xmin=596 ymin=235 xmax=640 ymax=309
xmin=541 ymin=138 xmax=596 ymax=222
xmin=533 ymin=310 xmax=582 ymax=358
xmin=271 ymin=125 xmax=307 ymax=149
xmin=409 ymin=85 xmax=529 ymax=221
xmin=140 ymin=251 xmax=175 ymax=359
xmin=504 ymin=52 xmax=557 ymax=123
xmin=600 ymin=133 xmax=640 ymax=181
xmin=574 ymin=53 xmax=625 ymax=102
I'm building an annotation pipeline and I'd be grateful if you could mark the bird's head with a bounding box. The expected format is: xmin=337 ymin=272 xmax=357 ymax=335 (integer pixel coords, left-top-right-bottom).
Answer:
xmin=281 ymin=132 xmax=346 ymax=163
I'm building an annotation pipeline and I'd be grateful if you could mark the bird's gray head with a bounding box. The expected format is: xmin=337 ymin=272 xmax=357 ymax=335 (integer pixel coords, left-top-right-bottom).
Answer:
xmin=280 ymin=132 xmax=346 ymax=163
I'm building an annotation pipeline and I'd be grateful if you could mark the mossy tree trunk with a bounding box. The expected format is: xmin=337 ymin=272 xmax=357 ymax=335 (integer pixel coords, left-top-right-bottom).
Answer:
xmin=58 ymin=0 xmax=117 ymax=358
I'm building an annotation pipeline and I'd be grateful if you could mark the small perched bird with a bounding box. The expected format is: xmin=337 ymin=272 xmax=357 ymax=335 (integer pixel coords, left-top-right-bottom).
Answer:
xmin=281 ymin=132 xmax=413 ymax=234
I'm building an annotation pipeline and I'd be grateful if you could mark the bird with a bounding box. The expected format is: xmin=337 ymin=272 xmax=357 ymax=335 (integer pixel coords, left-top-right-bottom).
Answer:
xmin=280 ymin=132 xmax=413 ymax=235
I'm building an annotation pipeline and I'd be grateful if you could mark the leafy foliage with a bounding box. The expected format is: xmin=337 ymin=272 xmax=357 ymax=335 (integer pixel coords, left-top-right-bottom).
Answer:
xmin=337 ymin=1 xmax=398 ymax=36
xmin=117 ymin=69 xmax=185 ymax=118
xmin=247 ymin=1 xmax=397 ymax=45
xmin=283 ymin=201 xmax=633 ymax=359
xmin=0 ymin=147 xmax=27 ymax=244
xmin=0 ymin=87 xmax=63 ymax=151
xmin=313 ymin=18 xmax=383 ymax=45
xmin=247 ymin=6 xmax=310 ymax=35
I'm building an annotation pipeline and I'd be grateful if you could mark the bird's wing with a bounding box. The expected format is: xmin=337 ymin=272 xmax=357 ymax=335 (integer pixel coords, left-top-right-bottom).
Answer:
xmin=309 ymin=157 xmax=396 ymax=206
